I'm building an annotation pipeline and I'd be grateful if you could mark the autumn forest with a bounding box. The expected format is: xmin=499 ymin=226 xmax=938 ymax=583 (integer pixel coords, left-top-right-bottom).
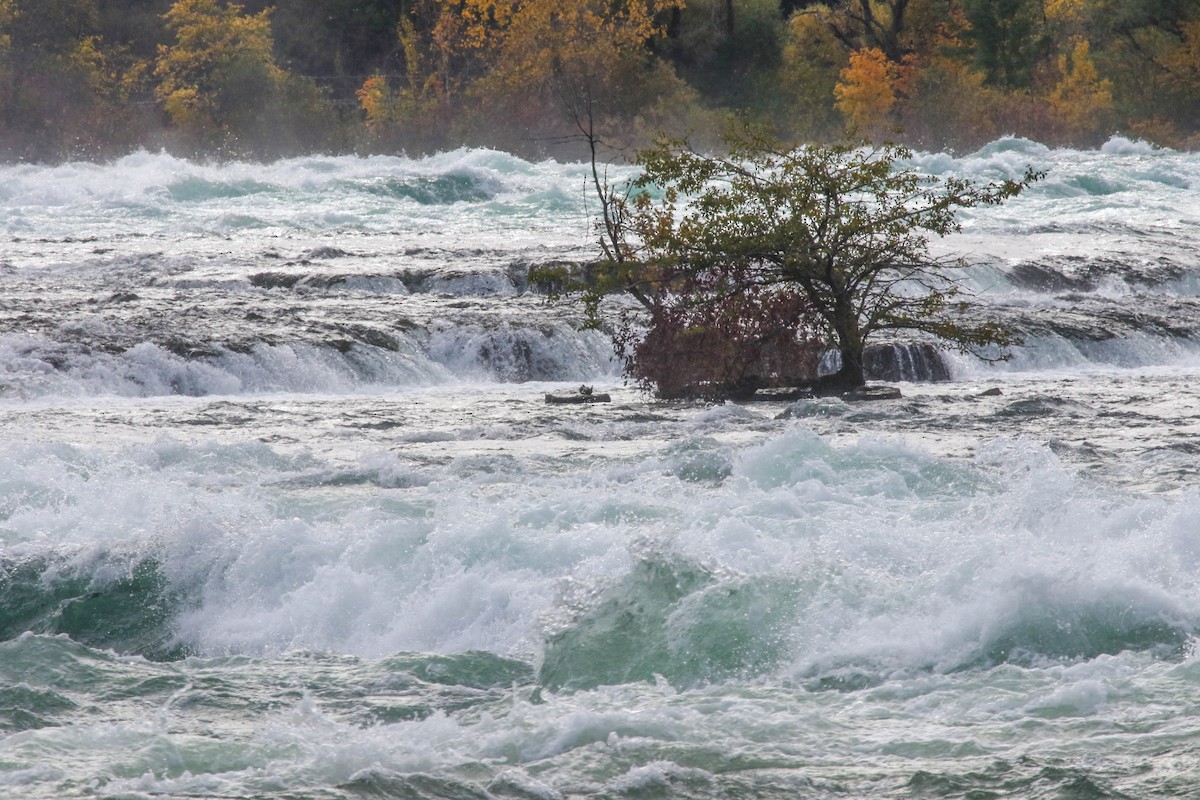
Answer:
xmin=2 ymin=0 xmax=1200 ymax=162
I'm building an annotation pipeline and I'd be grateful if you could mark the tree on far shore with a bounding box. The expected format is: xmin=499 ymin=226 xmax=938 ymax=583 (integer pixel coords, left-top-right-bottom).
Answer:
xmin=154 ymin=0 xmax=334 ymax=157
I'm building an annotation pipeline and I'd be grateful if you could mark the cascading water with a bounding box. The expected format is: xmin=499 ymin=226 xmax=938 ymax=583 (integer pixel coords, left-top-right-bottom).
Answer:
xmin=3 ymin=138 xmax=1200 ymax=799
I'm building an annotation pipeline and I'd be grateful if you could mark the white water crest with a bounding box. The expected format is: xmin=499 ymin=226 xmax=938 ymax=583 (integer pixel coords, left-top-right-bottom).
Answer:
xmin=4 ymin=139 xmax=1200 ymax=799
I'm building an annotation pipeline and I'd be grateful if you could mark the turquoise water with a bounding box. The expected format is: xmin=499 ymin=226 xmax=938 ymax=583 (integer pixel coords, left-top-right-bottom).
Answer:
xmin=2 ymin=139 xmax=1200 ymax=798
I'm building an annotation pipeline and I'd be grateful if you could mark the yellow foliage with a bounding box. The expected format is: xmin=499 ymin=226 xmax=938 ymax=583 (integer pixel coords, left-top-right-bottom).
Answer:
xmin=73 ymin=34 xmax=105 ymax=77
xmin=154 ymin=0 xmax=282 ymax=129
xmin=396 ymin=15 xmax=424 ymax=89
xmin=71 ymin=36 xmax=149 ymax=103
xmin=434 ymin=0 xmax=683 ymax=106
xmin=1046 ymin=37 xmax=1113 ymax=140
xmin=449 ymin=0 xmax=675 ymax=57
xmin=163 ymin=85 xmax=203 ymax=127
xmin=835 ymin=47 xmax=903 ymax=139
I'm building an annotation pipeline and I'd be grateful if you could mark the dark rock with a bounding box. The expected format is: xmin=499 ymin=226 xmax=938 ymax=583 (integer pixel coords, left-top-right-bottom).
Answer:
xmin=862 ymin=342 xmax=951 ymax=382
xmin=396 ymin=268 xmax=437 ymax=293
xmin=1009 ymin=262 xmax=1095 ymax=293
xmin=331 ymin=324 xmax=401 ymax=352
xmin=301 ymin=246 xmax=351 ymax=260
xmin=997 ymin=396 xmax=1092 ymax=417
xmin=248 ymin=272 xmax=303 ymax=289
xmin=978 ymin=387 xmax=1003 ymax=397
xmin=161 ymin=337 xmax=219 ymax=359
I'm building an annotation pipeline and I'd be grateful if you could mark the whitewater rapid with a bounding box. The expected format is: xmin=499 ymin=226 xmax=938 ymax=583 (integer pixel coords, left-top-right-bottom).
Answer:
xmin=3 ymin=138 xmax=1200 ymax=799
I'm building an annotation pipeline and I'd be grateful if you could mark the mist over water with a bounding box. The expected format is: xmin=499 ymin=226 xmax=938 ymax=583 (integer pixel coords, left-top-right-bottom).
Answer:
xmin=3 ymin=139 xmax=1200 ymax=799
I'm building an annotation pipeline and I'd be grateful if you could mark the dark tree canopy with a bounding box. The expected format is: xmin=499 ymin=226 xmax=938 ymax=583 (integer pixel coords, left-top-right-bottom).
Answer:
xmin=963 ymin=0 xmax=1046 ymax=88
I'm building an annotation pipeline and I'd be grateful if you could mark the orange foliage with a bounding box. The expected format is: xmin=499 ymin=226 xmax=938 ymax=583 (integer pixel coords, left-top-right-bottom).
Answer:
xmin=356 ymin=74 xmax=390 ymax=131
xmin=835 ymin=47 xmax=909 ymax=139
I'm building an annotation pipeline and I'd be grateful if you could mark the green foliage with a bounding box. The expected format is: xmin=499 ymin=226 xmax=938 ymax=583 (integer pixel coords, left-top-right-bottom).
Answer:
xmin=0 ymin=0 xmax=157 ymax=160
xmin=272 ymin=0 xmax=407 ymax=80
xmin=780 ymin=9 xmax=845 ymax=139
xmin=526 ymin=262 xmax=580 ymax=298
xmin=94 ymin=0 xmax=171 ymax=57
xmin=662 ymin=0 xmax=787 ymax=110
xmin=590 ymin=121 xmax=1039 ymax=389
xmin=5 ymin=0 xmax=97 ymax=55
xmin=962 ymin=0 xmax=1046 ymax=88
xmin=1089 ymin=0 xmax=1196 ymax=37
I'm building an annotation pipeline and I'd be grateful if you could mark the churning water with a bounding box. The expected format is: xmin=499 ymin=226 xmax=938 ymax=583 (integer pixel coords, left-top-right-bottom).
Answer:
xmin=3 ymin=138 xmax=1200 ymax=799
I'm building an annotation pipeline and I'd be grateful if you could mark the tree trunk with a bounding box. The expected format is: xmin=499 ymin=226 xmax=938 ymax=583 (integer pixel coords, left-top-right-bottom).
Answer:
xmin=830 ymin=297 xmax=867 ymax=388
xmin=835 ymin=339 xmax=866 ymax=387
xmin=667 ymin=6 xmax=682 ymax=38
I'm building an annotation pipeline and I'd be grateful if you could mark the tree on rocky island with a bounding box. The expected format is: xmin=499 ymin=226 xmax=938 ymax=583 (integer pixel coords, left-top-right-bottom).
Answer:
xmin=582 ymin=122 xmax=1041 ymax=394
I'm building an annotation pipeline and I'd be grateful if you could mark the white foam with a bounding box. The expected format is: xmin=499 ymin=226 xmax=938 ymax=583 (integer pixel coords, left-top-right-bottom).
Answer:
xmin=4 ymin=413 xmax=1197 ymax=680
xmin=1102 ymin=136 xmax=1166 ymax=156
xmin=0 ymin=335 xmax=464 ymax=399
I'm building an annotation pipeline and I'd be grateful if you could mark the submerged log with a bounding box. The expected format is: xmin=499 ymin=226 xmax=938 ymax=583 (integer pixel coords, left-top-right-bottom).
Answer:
xmin=749 ymin=386 xmax=817 ymax=401
xmin=841 ymin=385 xmax=903 ymax=402
xmin=545 ymin=385 xmax=611 ymax=404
